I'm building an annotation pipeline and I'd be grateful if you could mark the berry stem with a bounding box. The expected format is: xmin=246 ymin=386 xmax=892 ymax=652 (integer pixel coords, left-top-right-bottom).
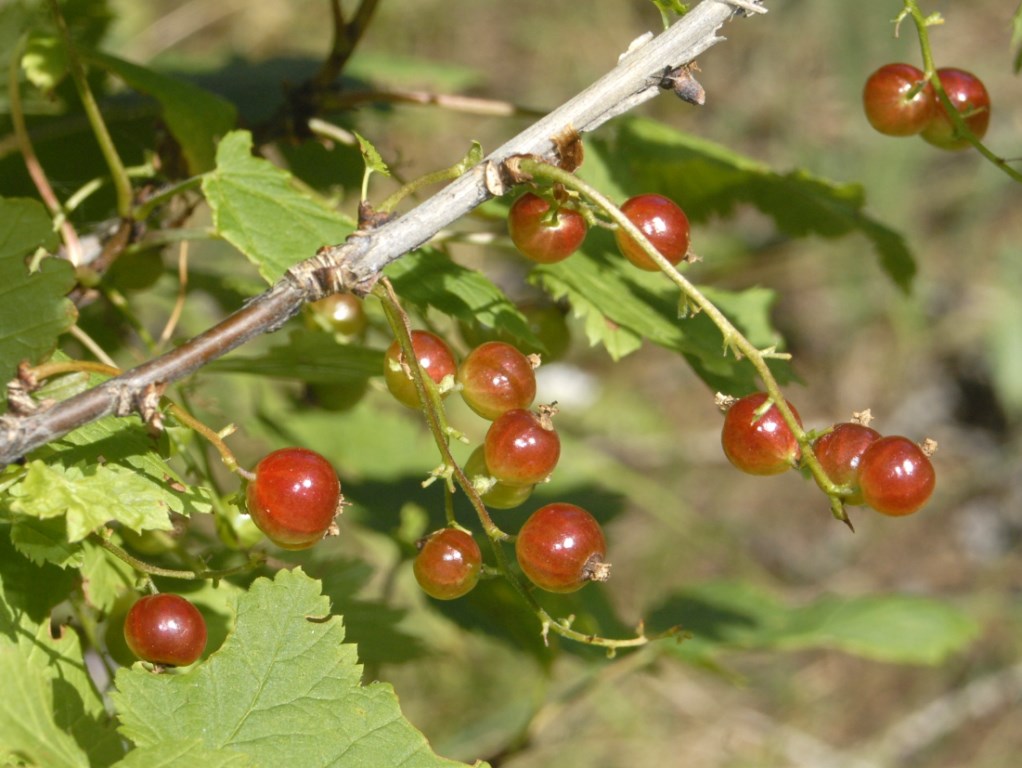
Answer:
xmin=91 ymin=530 xmax=265 ymax=581
xmin=374 ymin=279 xmax=508 ymax=542
xmin=514 ymin=156 xmax=852 ymax=526
xmin=899 ymin=0 xmax=1022 ymax=183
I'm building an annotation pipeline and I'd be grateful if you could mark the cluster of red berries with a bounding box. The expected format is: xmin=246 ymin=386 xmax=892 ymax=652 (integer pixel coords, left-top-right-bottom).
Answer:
xmin=863 ymin=63 xmax=990 ymax=150
xmin=721 ymin=392 xmax=936 ymax=517
xmin=381 ymin=327 xmax=608 ymax=598
xmin=507 ymin=190 xmax=691 ymax=271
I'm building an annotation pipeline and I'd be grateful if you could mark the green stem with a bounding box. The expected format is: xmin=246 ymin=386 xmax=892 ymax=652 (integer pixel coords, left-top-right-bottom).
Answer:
xmin=378 ymin=144 xmax=482 ymax=213
xmin=132 ymin=175 xmax=204 ymax=221
xmin=92 ymin=532 xmax=264 ymax=581
xmin=902 ymin=0 xmax=1022 ymax=183
xmin=516 ymin=157 xmax=852 ymax=526
xmin=48 ymin=0 xmax=134 ymax=217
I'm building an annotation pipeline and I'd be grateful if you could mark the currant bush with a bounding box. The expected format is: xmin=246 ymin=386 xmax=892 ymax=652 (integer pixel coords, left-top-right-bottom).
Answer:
xmin=123 ymin=593 xmax=207 ymax=667
xmin=515 ymin=503 xmax=608 ymax=593
xmin=246 ymin=447 xmax=342 ymax=549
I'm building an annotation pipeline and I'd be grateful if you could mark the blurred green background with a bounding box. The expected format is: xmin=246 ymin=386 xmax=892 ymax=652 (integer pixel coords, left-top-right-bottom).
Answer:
xmin=11 ymin=0 xmax=1022 ymax=765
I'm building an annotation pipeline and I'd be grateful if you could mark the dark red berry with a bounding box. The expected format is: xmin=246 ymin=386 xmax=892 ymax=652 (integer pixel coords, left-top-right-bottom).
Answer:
xmin=507 ymin=192 xmax=587 ymax=264
xmin=458 ymin=341 xmax=537 ymax=420
xmin=123 ymin=593 xmax=207 ymax=667
xmin=464 ymin=445 xmax=533 ymax=510
xmin=813 ymin=422 xmax=882 ymax=505
xmin=384 ymin=330 xmax=458 ymax=409
xmin=721 ymin=392 xmax=803 ymax=476
xmin=413 ymin=528 xmax=483 ymax=600
xmin=484 ymin=408 xmax=560 ymax=487
xmin=246 ymin=447 xmax=341 ymax=550
xmin=921 ymin=67 xmax=991 ymax=150
xmin=862 ymin=63 xmax=936 ymax=136
xmin=515 ymin=503 xmax=608 ymax=593
xmin=614 ymin=194 xmax=690 ymax=271
xmin=858 ymin=436 xmax=935 ymax=516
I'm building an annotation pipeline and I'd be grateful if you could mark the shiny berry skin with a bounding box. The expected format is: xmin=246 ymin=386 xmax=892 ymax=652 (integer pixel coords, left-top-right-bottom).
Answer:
xmin=614 ymin=194 xmax=690 ymax=271
xmin=921 ymin=67 xmax=991 ymax=150
xmin=484 ymin=408 xmax=560 ymax=487
xmin=384 ymin=330 xmax=458 ymax=409
xmin=507 ymin=192 xmax=587 ymax=264
xmin=458 ymin=341 xmax=537 ymax=421
xmin=246 ymin=447 xmax=341 ymax=550
xmin=413 ymin=528 xmax=482 ymax=600
xmin=464 ymin=445 xmax=533 ymax=509
xmin=307 ymin=293 xmax=367 ymax=337
xmin=721 ymin=392 xmax=803 ymax=475
xmin=813 ymin=423 xmax=882 ymax=505
xmin=123 ymin=593 xmax=207 ymax=667
xmin=862 ymin=63 xmax=936 ymax=137
xmin=858 ymin=436 xmax=935 ymax=516
xmin=515 ymin=503 xmax=608 ymax=593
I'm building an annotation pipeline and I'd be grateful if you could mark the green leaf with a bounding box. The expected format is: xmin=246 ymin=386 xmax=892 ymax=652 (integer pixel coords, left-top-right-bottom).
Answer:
xmin=112 ymin=569 xmax=485 ymax=767
xmin=354 ymin=130 xmax=391 ymax=177
xmin=85 ymin=50 xmax=237 ymax=174
xmin=202 ymin=131 xmax=354 ymax=283
xmin=0 ymin=649 xmax=91 ymax=768
xmin=115 ymin=742 xmax=257 ymax=768
xmin=0 ymin=197 xmax=76 ymax=395
xmin=587 ymin=117 xmax=916 ymax=290
xmin=532 ymin=233 xmax=790 ymax=391
xmin=208 ymin=330 xmax=383 ymax=384
xmin=80 ymin=536 xmax=138 ymax=612
xmin=385 ymin=249 xmax=542 ymax=350
xmin=651 ymin=581 xmax=979 ymax=665
xmin=0 ymin=531 xmax=124 ymax=766
xmin=8 ymin=460 xmax=177 ymax=543
xmin=10 ymin=515 xmax=84 ymax=568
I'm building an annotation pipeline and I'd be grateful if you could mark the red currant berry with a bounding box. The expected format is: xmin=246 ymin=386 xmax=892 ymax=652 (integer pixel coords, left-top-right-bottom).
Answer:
xmin=515 ymin=503 xmax=608 ymax=593
xmin=413 ymin=528 xmax=483 ymax=600
xmin=721 ymin=392 xmax=803 ymax=475
xmin=307 ymin=293 xmax=367 ymax=337
xmin=458 ymin=341 xmax=537 ymax=421
xmin=384 ymin=330 xmax=458 ymax=409
xmin=507 ymin=192 xmax=587 ymax=264
xmin=862 ymin=63 xmax=936 ymax=137
xmin=858 ymin=436 xmax=935 ymax=516
xmin=123 ymin=593 xmax=207 ymax=667
xmin=484 ymin=408 xmax=560 ymax=487
xmin=614 ymin=194 xmax=690 ymax=271
xmin=921 ymin=67 xmax=991 ymax=150
xmin=246 ymin=447 xmax=341 ymax=549
xmin=813 ymin=422 xmax=882 ymax=505
xmin=464 ymin=445 xmax=533 ymax=509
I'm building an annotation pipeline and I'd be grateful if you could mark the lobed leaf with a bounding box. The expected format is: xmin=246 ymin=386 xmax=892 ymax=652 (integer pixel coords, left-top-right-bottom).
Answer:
xmin=202 ymin=131 xmax=354 ymax=283
xmin=0 ymin=198 xmax=76 ymax=399
xmin=113 ymin=568 xmax=485 ymax=767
